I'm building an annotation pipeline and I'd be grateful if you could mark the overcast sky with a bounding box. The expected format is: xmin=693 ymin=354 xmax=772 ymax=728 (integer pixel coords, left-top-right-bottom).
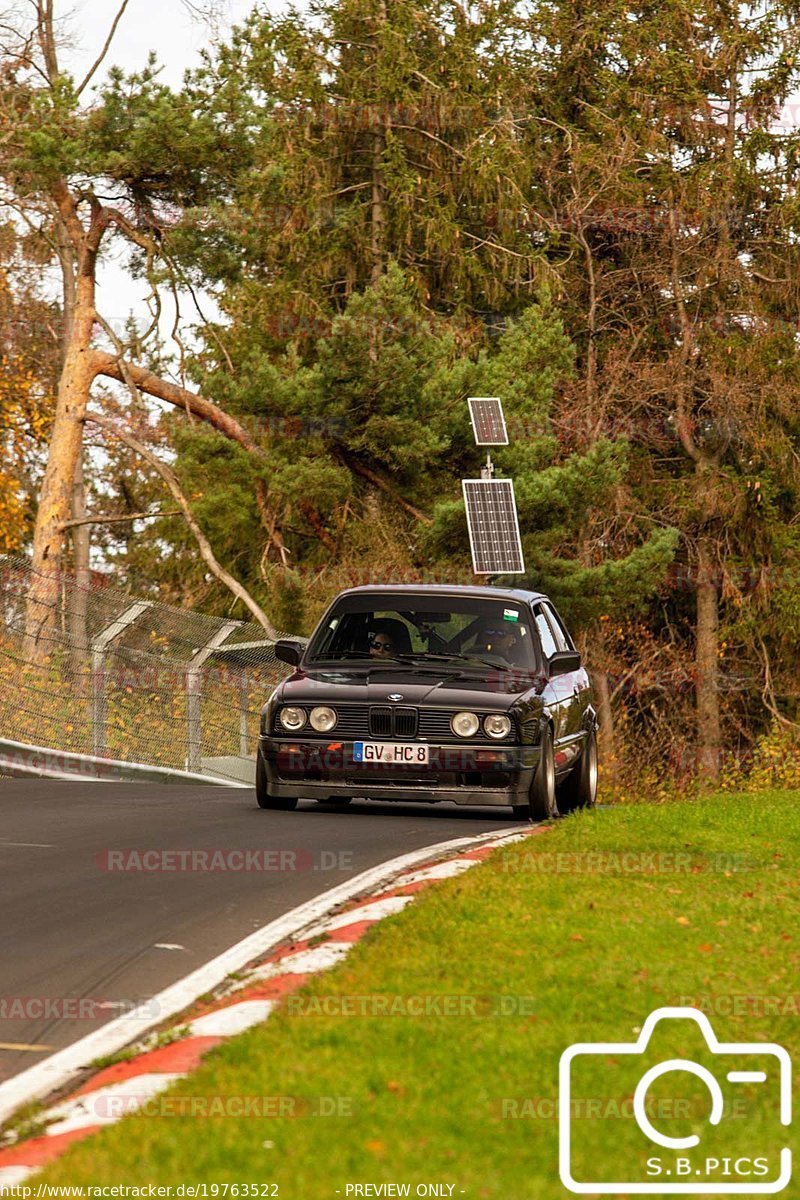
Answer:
xmin=63 ymin=0 xmax=258 ymax=90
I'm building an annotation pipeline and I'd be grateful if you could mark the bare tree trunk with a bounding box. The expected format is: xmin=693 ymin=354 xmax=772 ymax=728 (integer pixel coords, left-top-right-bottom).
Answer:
xmin=594 ymin=667 xmax=616 ymax=775
xmin=68 ymin=450 xmax=91 ymax=669
xmin=371 ymin=127 xmax=385 ymax=287
xmin=692 ymin=46 xmax=735 ymax=786
xmin=668 ymin=206 xmax=725 ymax=784
xmin=696 ymin=536 xmax=721 ymax=782
xmin=575 ymin=624 xmax=616 ymax=774
xmin=369 ymin=0 xmax=387 ymax=289
xmin=53 ymin=209 xmax=91 ymax=671
xmin=25 ymin=245 xmax=98 ymax=659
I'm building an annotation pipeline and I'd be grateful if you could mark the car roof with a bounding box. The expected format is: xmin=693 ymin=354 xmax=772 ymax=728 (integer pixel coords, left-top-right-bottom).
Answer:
xmin=332 ymin=583 xmax=548 ymax=605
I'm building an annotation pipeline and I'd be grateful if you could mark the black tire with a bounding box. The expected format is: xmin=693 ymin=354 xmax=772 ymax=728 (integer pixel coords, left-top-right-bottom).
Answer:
xmin=256 ymin=751 xmax=298 ymax=811
xmin=512 ymin=724 xmax=557 ymax=822
xmin=557 ymin=728 xmax=598 ymax=814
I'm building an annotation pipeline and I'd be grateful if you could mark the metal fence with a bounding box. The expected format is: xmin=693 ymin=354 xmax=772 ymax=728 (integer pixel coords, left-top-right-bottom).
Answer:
xmin=0 ymin=557 xmax=297 ymax=785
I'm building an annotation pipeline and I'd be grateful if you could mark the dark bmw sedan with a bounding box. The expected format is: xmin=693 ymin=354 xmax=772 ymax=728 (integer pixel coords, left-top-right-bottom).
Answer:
xmin=257 ymin=585 xmax=598 ymax=820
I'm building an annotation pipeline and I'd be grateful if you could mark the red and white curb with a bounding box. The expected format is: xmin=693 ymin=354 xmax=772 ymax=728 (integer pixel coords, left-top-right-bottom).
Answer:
xmin=0 ymin=824 xmax=540 ymax=1190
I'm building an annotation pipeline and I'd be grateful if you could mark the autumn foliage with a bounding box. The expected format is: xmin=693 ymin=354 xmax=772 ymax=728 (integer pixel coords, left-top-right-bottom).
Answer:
xmin=0 ymin=266 xmax=55 ymax=552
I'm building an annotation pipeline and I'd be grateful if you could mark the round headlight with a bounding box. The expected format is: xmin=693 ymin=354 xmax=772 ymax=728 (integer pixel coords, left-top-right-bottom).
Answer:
xmin=451 ymin=711 xmax=480 ymax=738
xmin=279 ymin=706 xmax=307 ymax=731
xmin=484 ymin=713 xmax=512 ymax=739
xmin=310 ymin=706 xmax=337 ymax=732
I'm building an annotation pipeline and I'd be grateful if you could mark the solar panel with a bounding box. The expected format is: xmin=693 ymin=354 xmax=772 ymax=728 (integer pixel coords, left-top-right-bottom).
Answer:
xmin=468 ymin=397 xmax=508 ymax=446
xmin=462 ymin=479 xmax=525 ymax=574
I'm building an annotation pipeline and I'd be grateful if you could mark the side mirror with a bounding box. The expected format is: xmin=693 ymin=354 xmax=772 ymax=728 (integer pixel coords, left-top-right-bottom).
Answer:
xmin=275 ymin=638 xmax=304 ymax=667
xmin=548 ymin=649 xmax=581 ymax=677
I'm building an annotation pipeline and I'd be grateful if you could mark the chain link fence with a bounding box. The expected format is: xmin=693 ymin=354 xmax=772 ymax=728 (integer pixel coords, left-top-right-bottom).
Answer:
xmin=0 ymin=556 xmax=298 ymax=785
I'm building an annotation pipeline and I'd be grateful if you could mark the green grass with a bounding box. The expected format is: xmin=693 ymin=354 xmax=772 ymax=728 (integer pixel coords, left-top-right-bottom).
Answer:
xmin=0 ymin=1101 xmax=48 ymax=1147
xmin=39 ymin=791 xmax=800 ymax=1196
xmin=89 ymin=1027 xmax=191 ymax=1072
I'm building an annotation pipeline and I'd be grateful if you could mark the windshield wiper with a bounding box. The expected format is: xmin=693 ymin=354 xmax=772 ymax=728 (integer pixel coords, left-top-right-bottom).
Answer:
xmin=392 ymin=652 xmax=513 ymax=671
xmin=309 ymin=652 xmax=406 ymax=664
xmin=309 ymin=651 xmax=515 ymax=671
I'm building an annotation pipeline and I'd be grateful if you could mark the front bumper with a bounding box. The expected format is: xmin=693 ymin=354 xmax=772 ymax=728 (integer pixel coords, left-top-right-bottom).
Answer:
xmin=259 ymin=735 xmax=538 ymax=806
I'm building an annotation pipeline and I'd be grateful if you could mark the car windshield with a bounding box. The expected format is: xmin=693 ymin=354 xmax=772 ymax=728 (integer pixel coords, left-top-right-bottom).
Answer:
xmin=306 ymin=594 xmax=537 ymax=671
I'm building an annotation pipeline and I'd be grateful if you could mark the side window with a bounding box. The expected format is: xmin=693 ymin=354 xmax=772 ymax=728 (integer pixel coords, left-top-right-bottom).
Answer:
xmin=543 ymin=603 xmax=570 ymax=653
xmin=533 ymin=605 xmax=558 ymax=660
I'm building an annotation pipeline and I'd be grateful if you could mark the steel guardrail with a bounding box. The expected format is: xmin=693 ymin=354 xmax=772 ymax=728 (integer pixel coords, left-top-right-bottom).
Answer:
xmin=0 ymin=736 xmax=250 ymax=787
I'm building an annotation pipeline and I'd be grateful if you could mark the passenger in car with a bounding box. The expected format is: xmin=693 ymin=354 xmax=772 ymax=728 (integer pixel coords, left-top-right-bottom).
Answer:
xmin=472 ymin=622 xmax=524 ymax=664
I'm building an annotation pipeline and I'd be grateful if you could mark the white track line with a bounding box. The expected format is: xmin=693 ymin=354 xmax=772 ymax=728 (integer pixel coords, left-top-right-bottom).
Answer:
xmin=250 ymin=943 xmax=353 ymax=980
xmin=187 ymin=1000 xmax=276 ymax=1038
xmin=378 ymin=858 xmax=477 ymax=889
xmin=0 ymin=825 xmax=527 ymax=1127
xmin=0 ymin=1167 xmax=32 ymax=1189
xmin=44 ymin=1074 xmax=183 ymax=1137
xmin=302 ymin=894 xmax=414 ymax=938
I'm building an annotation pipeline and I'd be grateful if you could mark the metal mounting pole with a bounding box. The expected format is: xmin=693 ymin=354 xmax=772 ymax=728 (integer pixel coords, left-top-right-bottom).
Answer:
xmin=186 ymin=622 xmax=240 ymax=773
xmin=91 ymin=601 xmax=152 ymax=758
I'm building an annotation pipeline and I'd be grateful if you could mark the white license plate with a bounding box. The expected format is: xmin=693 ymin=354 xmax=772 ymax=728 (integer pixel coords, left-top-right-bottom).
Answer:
xmin=353 ymin=741 xmax=429 ymax=765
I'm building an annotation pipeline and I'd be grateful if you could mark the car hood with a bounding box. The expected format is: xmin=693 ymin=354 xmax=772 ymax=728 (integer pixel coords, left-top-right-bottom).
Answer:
xmin=277 ymin=665 xmax=541 ymax=710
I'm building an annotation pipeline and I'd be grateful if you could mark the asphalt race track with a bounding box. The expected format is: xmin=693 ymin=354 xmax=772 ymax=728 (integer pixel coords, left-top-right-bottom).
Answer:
xmin=0 ymin=781 xmax=515 ymax=1087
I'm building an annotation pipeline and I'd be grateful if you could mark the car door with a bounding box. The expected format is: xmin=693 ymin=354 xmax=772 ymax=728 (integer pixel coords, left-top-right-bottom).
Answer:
xmin=542 ymin=600 xmax=591 ymax=740
xmin=531 ymin=603 xmax=572 ymax=746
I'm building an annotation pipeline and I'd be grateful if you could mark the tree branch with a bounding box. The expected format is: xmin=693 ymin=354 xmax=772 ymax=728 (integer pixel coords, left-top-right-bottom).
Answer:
xmin=90 ymin=349 xmax=263 ymax=456
xmin=93 ymin=348 xmax=431 ymax=532
xmin=85 ymin=412 xmax=278 ymax=637
xmin=75 ymin=0 xmax=132 ymax=97
xmin=105 ymin=207 xmax=160 ymax=255
xmin=342 ymin=454 xmax=432 ymax=524
xmin=298 ymin=499 xmax=336 ymax=551
xmin=255 ymin=480 xmax=290 ymax=568
xmin=757 ymin=634 xmax=800 ymax=731
xmin=36 ymin=0 xmax=59 ymax=85
xmin=59 ymin=509 xmax=182 ymax=530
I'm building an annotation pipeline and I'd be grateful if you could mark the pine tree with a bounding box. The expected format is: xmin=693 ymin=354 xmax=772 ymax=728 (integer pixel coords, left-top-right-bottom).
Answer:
xmin=518 ymin=0 xmax=800 ymax=779
xmin=426 ymin=300 xmax=679 ymax=620
xmin=136 ymin=0 xmax=681 ymax=642
xmin=0 ymin=3 xmax=254 ymax=652
xmin=184 ymin=0 xmax=540 ymax=330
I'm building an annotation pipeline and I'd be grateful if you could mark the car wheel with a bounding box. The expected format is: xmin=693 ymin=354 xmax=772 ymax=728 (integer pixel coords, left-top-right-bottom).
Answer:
xmin=557 ymin=728 xmax=598 ymax=814
xmin=512 ymin=725 xmax=557 ymax=822
xmin=256 ymin=751 xmax=298 ymax=811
